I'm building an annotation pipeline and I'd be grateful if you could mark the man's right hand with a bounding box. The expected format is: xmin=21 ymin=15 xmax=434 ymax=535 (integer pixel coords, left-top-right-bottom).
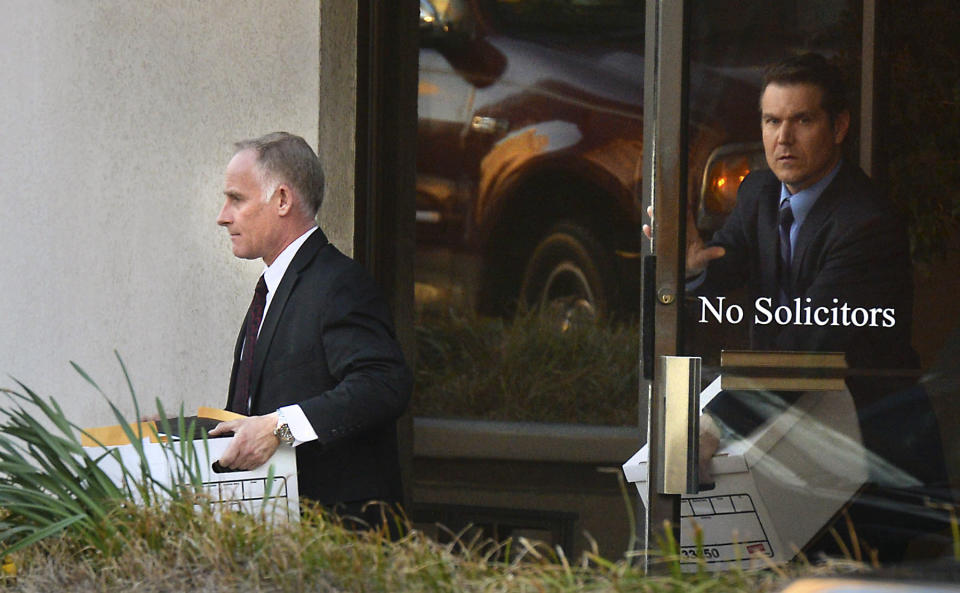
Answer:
xmin=643 ymin=205 xmax=726 ymax=277
xmin=210 ymin=413 xmax=282 ymax=471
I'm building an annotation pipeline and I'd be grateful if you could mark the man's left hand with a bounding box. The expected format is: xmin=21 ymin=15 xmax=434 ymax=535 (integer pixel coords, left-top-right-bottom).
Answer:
xmin=698 ymin=413 xmax=722 ymax=488
xmin=210 ymin=413 xmax=281 ymax=470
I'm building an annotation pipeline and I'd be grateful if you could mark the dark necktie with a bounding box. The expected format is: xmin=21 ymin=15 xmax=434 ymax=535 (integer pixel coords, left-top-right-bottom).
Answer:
xmin=230 ymin=276 xmax=268 ymax=415
xmin=778 ymin=198 xmax=795 ymax=304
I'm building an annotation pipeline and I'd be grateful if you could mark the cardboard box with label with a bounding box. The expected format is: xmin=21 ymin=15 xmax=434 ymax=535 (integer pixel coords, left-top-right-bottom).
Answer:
xmin=623 ymin=377 xmax=868 ymax=570
xmin=82 ymin=407 xmax=299 ymax=520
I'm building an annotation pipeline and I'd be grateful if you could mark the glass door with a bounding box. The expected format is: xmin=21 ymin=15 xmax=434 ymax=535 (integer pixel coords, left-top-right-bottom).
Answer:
xmin=644 ymin=0 xmax=960 ymax=569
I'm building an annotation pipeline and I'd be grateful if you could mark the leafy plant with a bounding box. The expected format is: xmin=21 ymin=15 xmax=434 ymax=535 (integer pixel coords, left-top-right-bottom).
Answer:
xmin=0 ymin=353 xmax=209 ymax=555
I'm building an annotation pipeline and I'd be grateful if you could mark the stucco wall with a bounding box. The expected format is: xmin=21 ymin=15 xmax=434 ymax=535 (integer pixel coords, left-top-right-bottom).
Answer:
xmin=318 ymin=2 xmax=357 ymax=254
xmin=0 ymin=2 xmax=349 ymax=428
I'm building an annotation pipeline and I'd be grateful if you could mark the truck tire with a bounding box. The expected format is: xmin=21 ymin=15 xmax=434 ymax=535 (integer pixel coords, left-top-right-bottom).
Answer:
xmin=519 ymin=222 xmax=614 ymax=325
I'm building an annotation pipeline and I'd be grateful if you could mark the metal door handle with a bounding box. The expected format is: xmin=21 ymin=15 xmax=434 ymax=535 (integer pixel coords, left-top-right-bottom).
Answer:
xmin=656 ymin=355 xmax=701 ymax=494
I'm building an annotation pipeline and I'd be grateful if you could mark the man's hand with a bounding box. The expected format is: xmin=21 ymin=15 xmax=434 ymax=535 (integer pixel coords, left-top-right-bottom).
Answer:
xmin=642 ymin=204 xmax=655 ymax=240
xmin=698 ymin=413 xmax=722 ymax=487
xmin=642 ymin=205 xmax=726 ymax=277
xmin=209 ymin=412 xmax=281 ymax=470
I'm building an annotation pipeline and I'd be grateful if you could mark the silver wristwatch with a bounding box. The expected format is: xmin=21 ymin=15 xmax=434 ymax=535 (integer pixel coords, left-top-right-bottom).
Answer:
xmin=273 ymin=422 xmax=295 ymax=446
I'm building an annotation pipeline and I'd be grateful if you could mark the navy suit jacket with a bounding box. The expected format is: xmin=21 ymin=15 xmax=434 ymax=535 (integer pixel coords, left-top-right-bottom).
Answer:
xmin=698 ymin=161 xmax=917 ymax=371
xmin=227 ymin=228 xmax=412 ymax=505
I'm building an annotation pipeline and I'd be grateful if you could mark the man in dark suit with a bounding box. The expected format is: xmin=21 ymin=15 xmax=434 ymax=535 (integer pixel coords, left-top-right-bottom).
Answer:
xmin=646 ymin=54 xmax=947 ymax=560
xmin=208 ymin=132 xmax=411 ymax=523
xmin=689 ymin=54 xmax=927 ymax=466
xmin=694 ymin=162 xmax=915 ymax=371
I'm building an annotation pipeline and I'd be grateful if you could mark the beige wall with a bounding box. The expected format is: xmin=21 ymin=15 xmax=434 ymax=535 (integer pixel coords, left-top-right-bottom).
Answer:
xmin=318 ymin=2 xmax=358 ymax=254
xmin=0 ymin=2 xmax=356 ymax=428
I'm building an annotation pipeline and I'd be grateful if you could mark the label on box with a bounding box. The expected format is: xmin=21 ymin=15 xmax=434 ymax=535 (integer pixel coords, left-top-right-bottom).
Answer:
xmin=679 ymin=492 xmax=774 ymax=563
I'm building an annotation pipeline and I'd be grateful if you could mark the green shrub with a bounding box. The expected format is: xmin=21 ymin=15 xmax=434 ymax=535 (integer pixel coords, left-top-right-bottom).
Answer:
xmin=413 ymin=311 xmax=640 ymax=426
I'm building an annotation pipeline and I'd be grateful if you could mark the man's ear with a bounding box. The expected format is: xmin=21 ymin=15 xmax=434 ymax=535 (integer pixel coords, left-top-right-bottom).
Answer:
xmin=275 ymin=184 xmax=294 ymax=216
xmin=833 ymin=109 xmax=851 ymax=145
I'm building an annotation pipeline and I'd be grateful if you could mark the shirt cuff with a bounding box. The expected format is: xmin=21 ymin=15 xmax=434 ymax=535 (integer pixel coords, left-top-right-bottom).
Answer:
xmin=685 ymin=270 xmax=706 ymax=291
xmin=276 ymin=405 xmax=318 ymax=447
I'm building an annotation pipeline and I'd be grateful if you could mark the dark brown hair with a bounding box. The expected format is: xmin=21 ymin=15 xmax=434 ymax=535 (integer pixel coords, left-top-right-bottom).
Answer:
xmin=762 ymin=53 xmax=849 ymax=122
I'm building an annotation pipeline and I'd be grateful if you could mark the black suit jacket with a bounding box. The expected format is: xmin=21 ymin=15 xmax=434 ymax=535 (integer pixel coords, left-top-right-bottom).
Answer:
xmin=699 ymin=163 xmax=946 ymax=484
xmin=227 ymin=228 xmax=412 ymax=505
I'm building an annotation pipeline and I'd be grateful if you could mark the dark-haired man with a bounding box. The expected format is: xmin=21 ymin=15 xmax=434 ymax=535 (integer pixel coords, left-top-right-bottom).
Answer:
xmin=684 ymin=53 xmax=915 ymax=368
xmin=696 ymin=53 xmax=922 ymax=429
xmin=209 ymin=132 xmax=411 ymax=525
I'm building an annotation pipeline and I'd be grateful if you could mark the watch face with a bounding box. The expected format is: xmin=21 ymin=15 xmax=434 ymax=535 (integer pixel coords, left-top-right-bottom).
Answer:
xmin=275 ymin=423 xmax=294 ymax=444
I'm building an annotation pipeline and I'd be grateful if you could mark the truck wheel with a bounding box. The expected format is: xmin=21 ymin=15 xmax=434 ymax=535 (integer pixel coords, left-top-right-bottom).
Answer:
xmin=519 ymin=222 xmax=613 ymax=326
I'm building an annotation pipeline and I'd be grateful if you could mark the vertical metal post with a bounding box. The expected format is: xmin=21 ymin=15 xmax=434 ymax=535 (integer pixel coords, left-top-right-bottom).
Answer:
xmin=859 ymin=0 xmax=877 ymax=177
xmin=641 ymin=0 xmax=688 ymax=571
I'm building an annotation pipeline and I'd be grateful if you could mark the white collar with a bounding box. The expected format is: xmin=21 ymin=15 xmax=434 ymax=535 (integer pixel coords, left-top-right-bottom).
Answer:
xmin=262 ymin=226 xmax=318 ymax=295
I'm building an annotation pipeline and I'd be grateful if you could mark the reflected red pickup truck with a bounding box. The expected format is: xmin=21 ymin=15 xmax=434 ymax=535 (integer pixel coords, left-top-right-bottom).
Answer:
xmin=416 ymin=0 xmax=766 ymax=321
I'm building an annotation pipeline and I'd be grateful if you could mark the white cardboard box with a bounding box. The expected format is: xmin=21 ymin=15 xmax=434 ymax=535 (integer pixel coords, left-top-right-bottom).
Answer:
xmin=623 ymin=378 xmax=867 ymax=569
xmin=85 ymin=437 xmax=300 ymax=520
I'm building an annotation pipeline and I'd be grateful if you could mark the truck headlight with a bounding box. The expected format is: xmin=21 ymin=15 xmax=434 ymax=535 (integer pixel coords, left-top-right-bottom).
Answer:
xmin=698 ymin=142 xmax=766 ymax=230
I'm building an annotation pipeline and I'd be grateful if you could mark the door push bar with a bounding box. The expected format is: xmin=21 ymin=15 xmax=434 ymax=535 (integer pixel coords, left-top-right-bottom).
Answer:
xmin=655 ymin=356 xmax=701 ymax=495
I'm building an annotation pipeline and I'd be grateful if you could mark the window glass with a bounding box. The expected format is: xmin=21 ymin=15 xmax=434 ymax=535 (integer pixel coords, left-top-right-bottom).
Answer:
xmin=414 ymin=0 xmax=645 ymax=425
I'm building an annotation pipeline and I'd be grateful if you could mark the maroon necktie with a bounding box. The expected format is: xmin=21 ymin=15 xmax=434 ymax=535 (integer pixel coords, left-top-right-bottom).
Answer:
xmin=230 ymin=276 xmax=268 ymax=415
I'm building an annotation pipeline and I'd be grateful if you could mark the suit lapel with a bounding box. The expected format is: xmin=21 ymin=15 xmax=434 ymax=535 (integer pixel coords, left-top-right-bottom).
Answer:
xmin=248 ymin=228 xmax=329 ymax=411
xmin=756 ymin=175 xmax=781 ymax=300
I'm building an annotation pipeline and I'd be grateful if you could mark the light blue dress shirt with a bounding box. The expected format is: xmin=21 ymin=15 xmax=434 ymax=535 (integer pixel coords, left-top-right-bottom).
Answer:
xmin=779 ymin=160 xmax=842 ymax=252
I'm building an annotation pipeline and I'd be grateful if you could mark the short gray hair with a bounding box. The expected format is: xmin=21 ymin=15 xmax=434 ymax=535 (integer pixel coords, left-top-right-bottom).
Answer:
xmin=233 ymin=132 xmax=325 ymax=218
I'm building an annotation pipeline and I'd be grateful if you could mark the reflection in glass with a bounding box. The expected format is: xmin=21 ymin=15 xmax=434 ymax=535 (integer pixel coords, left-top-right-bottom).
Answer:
xmin=414 ymin=0 xmax=764 ymax=425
